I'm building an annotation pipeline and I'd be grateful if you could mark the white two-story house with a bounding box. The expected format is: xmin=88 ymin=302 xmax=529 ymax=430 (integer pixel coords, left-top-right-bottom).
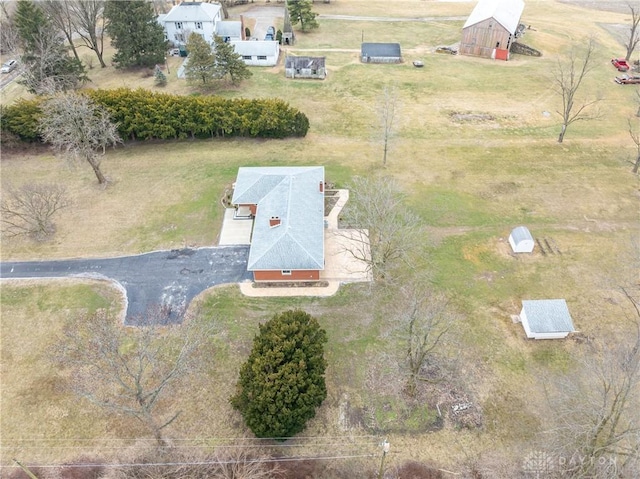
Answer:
xmin=158 ymin=1 xmax=223 ymax=46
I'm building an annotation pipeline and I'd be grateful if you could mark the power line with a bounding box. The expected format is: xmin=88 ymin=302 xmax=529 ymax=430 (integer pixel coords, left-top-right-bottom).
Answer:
xmin=1 ymin=453 xmax=377 ymax=470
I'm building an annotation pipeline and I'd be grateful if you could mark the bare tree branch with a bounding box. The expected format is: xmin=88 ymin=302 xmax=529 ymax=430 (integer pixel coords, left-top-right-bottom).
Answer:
xmin=69 ymin=0 xmax=107 ymax=68
xmin=553 ymin=38 xmax=601 ymax=143
xmin=38 ymin=92 xmax=121 ymax=184
xmin=0 ymin=182 xmax=71 ymax=241
xmin=337 ymin=175 xmax=422 ymax=282
xmin=625 ymin=3 xmax=640 ymax=62
xmin=377 ymin=86 xmax=399 ymax=168
xmin=52 ymin=307 xmax=215 ymax=446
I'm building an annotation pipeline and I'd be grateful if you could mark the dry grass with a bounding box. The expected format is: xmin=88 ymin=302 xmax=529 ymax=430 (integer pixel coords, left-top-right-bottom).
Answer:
xmin=1 ymin=0 xmax=639 ymax=474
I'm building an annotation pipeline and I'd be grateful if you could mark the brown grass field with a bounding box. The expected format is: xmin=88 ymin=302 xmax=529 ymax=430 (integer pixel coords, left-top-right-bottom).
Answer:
xmin=1 ymin=0 xmax=639 ymax=476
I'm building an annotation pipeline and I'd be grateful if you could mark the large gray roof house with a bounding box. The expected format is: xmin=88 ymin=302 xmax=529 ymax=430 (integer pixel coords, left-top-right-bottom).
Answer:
xmin=231 ymin=167 xmax=325 ymax=282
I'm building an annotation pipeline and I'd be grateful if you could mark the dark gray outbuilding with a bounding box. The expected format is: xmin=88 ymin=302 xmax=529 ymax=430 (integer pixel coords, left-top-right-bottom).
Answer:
xmin=361 ymin=43 xmax=402 ymax=63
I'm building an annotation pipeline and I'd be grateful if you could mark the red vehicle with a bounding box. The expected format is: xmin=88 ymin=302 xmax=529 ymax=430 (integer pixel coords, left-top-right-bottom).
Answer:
xmin=615 ymin=74 xmax=640 ymax=85
xmin=611 ymin=58 xmax=630 ymax=71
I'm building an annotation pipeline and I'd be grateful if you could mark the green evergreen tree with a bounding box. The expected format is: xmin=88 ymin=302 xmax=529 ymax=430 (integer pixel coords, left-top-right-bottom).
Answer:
xmin=287 ymin=0 xmax=319 ymax=32
xmin=230 ymin=309 xmax=327 ymax=439
xmin=184 ymin=32 xmax=216 ymax=86
xmin=213 ymin=35 xmax=252 ymax=85
xmin=104 ymin=0 xmax=166 ymax=69
xmin=154 ymin=65 xmax=167 ymax=87
xmin=15 ymin=0 xmax=87 ymax=94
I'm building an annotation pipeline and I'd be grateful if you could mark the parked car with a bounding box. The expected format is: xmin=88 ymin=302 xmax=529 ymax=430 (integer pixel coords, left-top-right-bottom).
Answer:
xmin=615 ymin=74 xmax=640 ymax=85
xmin=265 ymin=33 xmax=274 ymax=41
xmin=1 ymin=59 xmax=17 ymax=73
xmin=611 ymin=58 xmax=630 ymax=72
xmin=267 ymin=26 xmax=275 ymax=36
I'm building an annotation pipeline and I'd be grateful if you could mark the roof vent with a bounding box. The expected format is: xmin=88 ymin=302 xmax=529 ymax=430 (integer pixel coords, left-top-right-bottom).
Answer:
xmin=269 ymin=216 xmax=281 ymax=227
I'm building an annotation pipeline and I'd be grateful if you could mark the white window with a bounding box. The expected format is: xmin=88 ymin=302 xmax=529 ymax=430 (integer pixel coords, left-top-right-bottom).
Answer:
xmin=242 ymin=55 xmax=252 ymax=60
xmin=196 ymin=22 xmax=203 ymax=29
xmin=174 ymin=33 xmax=184 ymax=42
xmin=281 ymin=270 xmax=292 ymax=275
xmin=175 ymin=22 xmax=183 ymax=30
xmin=257 ymin=55 xmax=267 ymax=60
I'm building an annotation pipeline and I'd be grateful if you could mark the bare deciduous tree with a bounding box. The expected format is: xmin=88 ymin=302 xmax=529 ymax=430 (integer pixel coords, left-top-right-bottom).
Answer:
xmin=541 ymin=290 xmax=640 ymax=478
xmin=377 ymin=86 xmax=399 ymax=167
xmin=38 ymin=92 xmax=121 ymax=185
xmin=624 ymin=3 xmax=640 ymax=62
xmin=553 ymin=38 xmax=600 ymax=143
xmin=628 ymin=118 xmax=640 ymax=173
xmin=69 ymin=0 xmax=107 ymax=68
xmin=0 ymin=182 xmax=71 ymax=241
xmin=394 ymin=283 xmax=457 ymax=397
xmin=0 ymin=2 xmax=19 ymax=55
xmin=338 ymin=175 xmax=421 ymax=282
xmin=53 ymin=307 xmax=213 ymax=447
xmin=41 ymin=0 xmax=81 ymax=62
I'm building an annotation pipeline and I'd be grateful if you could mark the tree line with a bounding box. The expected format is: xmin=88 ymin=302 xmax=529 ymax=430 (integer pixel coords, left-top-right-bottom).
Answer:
xmin=1 ymin=89 xmax=310 ymax=143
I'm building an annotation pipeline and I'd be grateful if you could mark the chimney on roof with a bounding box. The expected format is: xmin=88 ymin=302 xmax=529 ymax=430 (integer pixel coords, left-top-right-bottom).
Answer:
xmin=269 ymin=216 xmax=281 ymax=227
xmin=319 ymin=181 xmax=324 ymax=193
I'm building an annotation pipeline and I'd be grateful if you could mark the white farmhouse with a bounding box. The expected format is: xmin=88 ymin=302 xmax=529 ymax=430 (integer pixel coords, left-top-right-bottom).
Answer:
xmin=158 ymin=1 xmax=222 ymax=46
xmin=519 ymin=299 xmax=575 ymax=339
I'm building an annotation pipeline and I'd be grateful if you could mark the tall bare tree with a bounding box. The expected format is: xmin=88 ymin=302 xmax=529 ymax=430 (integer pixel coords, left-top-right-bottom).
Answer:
xmin=624 ymin=3 xmax=640 ymax=62
xmin=41 ymin=0 xmax=81 ymax=61
xmin=338 ymin=175 xmax=421 ymax=282
xmin=628 ymin=118 xmax=640 ymax=173
xmin=394 ymin=282 xmax=457 ymax=397
xmin=553 ymin=38 xmax=600 ymax=143
xmin=0 ymin=2 xmax=19 ymax=55
xmin=0 ymin=182 xmax=71 ymax=241
xmin=38 ymin=92 xmax=121 ymax=185
xmin=53 ymin=307 xmax=213 ymax=447
xmin=377 ymin=86 xmax=399 ymax=167
xmin=70 ymin=0 xmax=107 ymax=68
xmin=541 ymin=290 xmax=640 ymax=478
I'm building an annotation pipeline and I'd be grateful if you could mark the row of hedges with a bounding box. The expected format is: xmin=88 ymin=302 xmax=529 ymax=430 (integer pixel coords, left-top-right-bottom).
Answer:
xmin=0 ymin=88 xmax=310 ymax=143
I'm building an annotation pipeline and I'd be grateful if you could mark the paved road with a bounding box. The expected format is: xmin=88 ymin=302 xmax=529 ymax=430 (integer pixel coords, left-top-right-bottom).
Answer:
xmin=0 ymin=246 xmax=252 ymax=325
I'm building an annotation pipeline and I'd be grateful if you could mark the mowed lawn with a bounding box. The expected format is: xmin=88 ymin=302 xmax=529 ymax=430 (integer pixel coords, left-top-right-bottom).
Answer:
xmin=1 ymin=0 xmax=639 ymax=472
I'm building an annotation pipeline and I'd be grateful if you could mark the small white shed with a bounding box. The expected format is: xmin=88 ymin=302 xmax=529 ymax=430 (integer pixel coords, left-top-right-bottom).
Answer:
xmin=231 ymin=41 xmax=279 ymax=67
xmin=509 ymin=226 xmax=534 ymax=253
xmin=520 ymin=299 xmax=575 ymax=339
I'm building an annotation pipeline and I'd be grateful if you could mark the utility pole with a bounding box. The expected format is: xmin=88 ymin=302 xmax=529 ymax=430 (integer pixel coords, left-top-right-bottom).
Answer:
xmin=377 ymin=439 xmax=390 ymax=479
xmin=13 ymin=459 xmax=39 ymax=479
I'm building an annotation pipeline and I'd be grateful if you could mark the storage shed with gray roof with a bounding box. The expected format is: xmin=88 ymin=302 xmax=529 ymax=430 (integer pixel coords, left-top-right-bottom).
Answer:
xmin=519 ymin=299 xmax=575 ymax=339
xmin=232 ymin=167 xmax=325 ymax=282
xmin=361 ymin=43 xmax=402 ymax=63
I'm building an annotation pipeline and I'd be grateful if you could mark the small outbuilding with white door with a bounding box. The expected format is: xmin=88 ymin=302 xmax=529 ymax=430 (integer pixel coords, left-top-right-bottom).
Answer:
xmin=519 ymin=299 xmax=575 ymax=339
xmin=509 ymin=226 xmax=534 ymax=253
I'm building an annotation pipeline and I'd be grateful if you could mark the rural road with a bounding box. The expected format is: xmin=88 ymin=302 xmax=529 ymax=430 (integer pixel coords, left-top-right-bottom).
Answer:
xmin=0 ymin=246 xmax=252 ymax=325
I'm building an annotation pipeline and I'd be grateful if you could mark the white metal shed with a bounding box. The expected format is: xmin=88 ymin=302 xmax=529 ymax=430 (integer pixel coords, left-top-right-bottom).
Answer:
xmin=520 ymin=299 xmax=575 ymax=339
xmin=509 ymin=226 xmax=534 ymax=253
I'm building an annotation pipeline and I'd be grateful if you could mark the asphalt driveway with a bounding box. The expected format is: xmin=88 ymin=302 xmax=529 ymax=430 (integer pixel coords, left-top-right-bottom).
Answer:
xmin=0 ymin=246 xmax=251 ymax=325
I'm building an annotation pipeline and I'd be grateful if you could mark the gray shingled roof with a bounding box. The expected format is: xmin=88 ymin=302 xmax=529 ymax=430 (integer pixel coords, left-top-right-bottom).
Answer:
xmin=361 ymin=43 xmax=402 ymax=58
xmin=164 ymin=2 xmax=221 ymax=23
xmin=232 ymin=167 xmax=325 ymax=271
xmin=463 ymin=0 xmax=525 ymax=34
xmin=285 ymin=56 xmax=326 ymax=69
xmin=216 ymin=21 xmax=242 ymax=38
xmin=522 ymin=299 xmax=575 ymax=334
xmin=231 ymin=40 xmax=279 ymax=57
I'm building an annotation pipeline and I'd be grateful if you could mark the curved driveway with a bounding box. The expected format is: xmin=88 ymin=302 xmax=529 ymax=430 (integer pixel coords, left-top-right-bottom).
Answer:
xmin=0 ymin=246 xmax=251 ymax=325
